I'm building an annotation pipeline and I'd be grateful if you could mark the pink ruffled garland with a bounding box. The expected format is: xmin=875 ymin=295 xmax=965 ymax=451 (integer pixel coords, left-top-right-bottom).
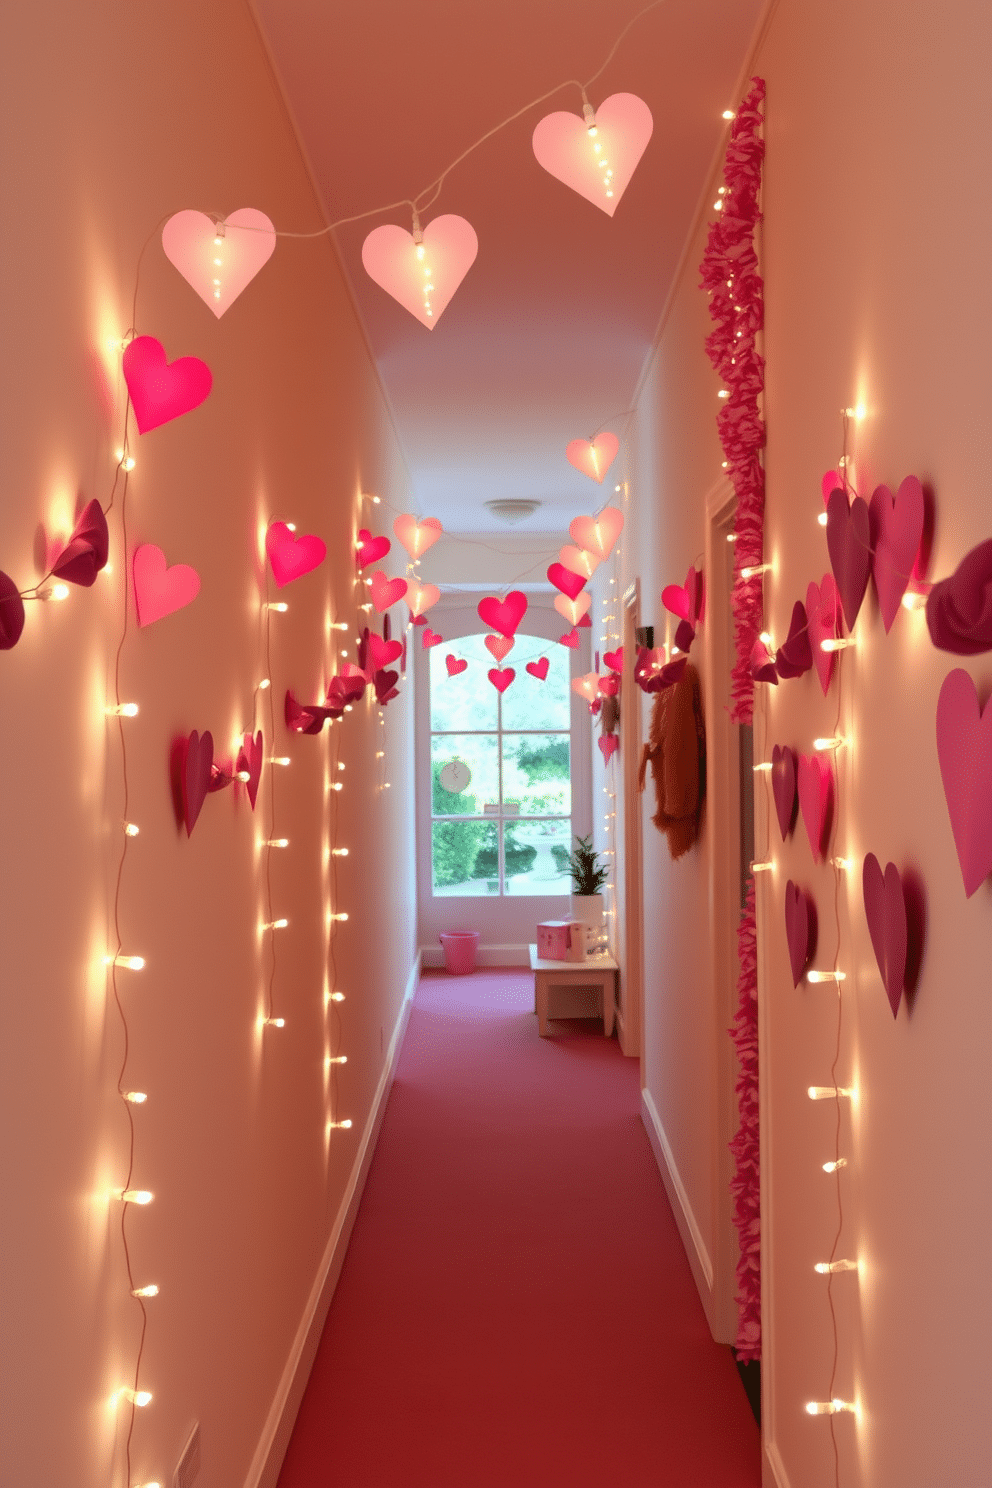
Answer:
xmin=699 ymin=76 xmax=766 ymax=727
xmin=729 ymin=876 xmax=761 ymax=1361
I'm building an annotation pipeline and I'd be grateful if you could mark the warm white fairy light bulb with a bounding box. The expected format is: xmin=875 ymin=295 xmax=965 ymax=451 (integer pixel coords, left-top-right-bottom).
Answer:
xmin=265 ymin=601 xmax=288 ymax=613
xmin=264 ymin=918 xmax=289 ymax=931
xmin=328 ymin=991 xmax=345 ymax=1003
xmin=822 ymin=1158 xmax=847 ymax=1173
xmin=806 ymin=1399 xmax=857 ymax=1416
xmin=267 ymin=838 xmax=289 ymax=849
xmin=753 ymin=762 xmax=772 ymax=773
xmin=326 ymin=1055 xmax=348 ymax=1066
xmin=258 ymin=677 xmax=271 ymax=690
xmin=329 ymin=1119 xmax=353 ymax=1130
xmin=131 ymin=1284 xmax=159 ymax=1298
xmin=331 ymin=848 xmax=349 ymax=857
xmin=807 ymin=970 xmax=846 ymax=983
xmin=106 ymin=703 xmax=139 ymax=717
xmin=808 ymin=1086 xmax=855 ymax=1101
xmin=739 ymin=563 xmax=772 ymax=580
xmin=813 ymin=736 xmax=847 ymax=751
xmin=821 ymin=637 xmax=855 ymax=652
xmin=264 ymin=1017 xmax=286 ymax=1029
xmin=268 ymin=756 xmax=291 ymax=767
xmin=330 ymin=912 xmax=349 ymax=922
xmin=124 ymin=822 xmax=140 ymax=837
xmin=104 ymin=954 xmax=145 ymax=971
xmin=119 ymin=1189 xmax=153 ymax=1205
xmin=814 ymin=1259 xmax=858 ymax=1274
xmin=120 ymin=1388 xmax=153 ymax=1408
xmin=123 ymin=1091 xmax=147 ymax=1105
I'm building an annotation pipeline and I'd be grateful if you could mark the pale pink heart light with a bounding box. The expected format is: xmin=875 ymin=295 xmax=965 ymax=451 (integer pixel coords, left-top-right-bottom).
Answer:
xmin=133 ymin=544 xmax=201 ymax=627
xmin=370 ymin=571 xmax=408 ymax=612
xmin=572 ymin=672 xmax=601 ymax=703
xmin=485 ymin=634 xmax=514 ymax=662
xmin=554 ymin=591 xmax=592 ymax=625
xmin=559 ymin=544 xmax=601 ymax=578
xmin=161 ymin=208 xmax=276 ymax=318
xmin=566 ymin=433 xmax=620 ymax=484
xmin=265 ymin=522 xmax=326 ymax=588
xmin=935 ymin=668 xmax=992 ymax=897
xmin=393 ymin=514 xmax=443 ymax=558
xmin=362 ymin=214 xmax=478 ymax=329
xmin=405 ymin=579 xmax=441 ymax=618
xmin=532 ymin=92 xmax=654 ymax=218
xmin=569 ymin=505 xmax=624 ymax=560
xmin=122 ymin=336 xmax=212 ymax=434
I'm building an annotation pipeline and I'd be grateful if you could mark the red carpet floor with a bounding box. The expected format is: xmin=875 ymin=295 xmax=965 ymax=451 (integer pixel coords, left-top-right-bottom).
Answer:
xmin=277 ymin=970 xmax=760 ymax=1487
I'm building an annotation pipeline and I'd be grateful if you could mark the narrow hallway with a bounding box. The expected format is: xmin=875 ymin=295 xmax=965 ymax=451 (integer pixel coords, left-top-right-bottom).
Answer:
xmin=278 ymin=970 xmax=760 ymax=1487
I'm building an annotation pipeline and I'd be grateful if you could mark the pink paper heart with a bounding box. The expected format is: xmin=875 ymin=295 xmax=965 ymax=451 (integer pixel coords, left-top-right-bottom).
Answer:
xmin=806 ymin=576 xmax=841 ymax=695
xmin=821 ymin=469 xmax=843 ymax=503
xmin=569 ymin=505 xmax=624 ymax=560
xmin=374 ymin=668 xmax=399 ymax=704
xmin=477 ymin=590 xmax=527 ymax=637
xmin=870 ymin=476 xmax=924 ymax=632
xmin=798 ymin=753 xmax=834 ymax=862
xmin=826 ymin=488 xmax=872 ymax=630
xmin=577 ymin=613 xmax=592 ymax=629
xmin=183 ymin=730 xmax=213 ymax=837
xmin=133 ymin=544 xmax=201 ymax=627
xmin=370 ymin=571 xmax=408 ymax=612
xmin=599 ymin=734 xmax=619 ymax=764
xmin=771 ymin=745 xmax=797 ymax=841
xmin=784 ymin=880 xmax=815 ymax=988
xmin=445 ymin=654 xmax=467 ymax=677
xmin=422 ymin=627 xmax=442 ymax=649
xmin=328 ymin=671 xmax=367 ymax=707
xmin=393 ymin=514 xmax=443 ymax=558
xmin=566 ymin=433 xmax=620 ymax=484
xmin=926 ymin=539 xmax=992 ymax=655
xmin=862 ymin=853 xmax=908 ymax=1017
xmin=161 ymin=208 xmax=276 ymax=318
xmin=405 ymin=579 xmax=440 ymax=618
xmin=775 ymin=601 xmax=813 ymax=679
xmin=123 ymin=335 xmax=212 ymax=434
xmin=559 ymin=629 xmax=579 ymax=648
xmin=559 ymin=543 xmax=600 ymax=578
xmin=674 ymin=619 xmax=696 ymax=653
xmin=236 ymin=730 xmax=263 ymax=809
xmin=361 ymin=213 xmax=478 ymax=329
xmin=485 ymin=634 xmax=514 ymax=662
xmin=603 ymin=647 xmax=623 ymax=673
xmin=265 ymin=522 xmax=326 ymax=588
xmin=547 ymin=562 xmax=586 ymax=600
xmin=526 ymin=657 xmax=549 ymax=681
xmin=589 ymin=698 xmax=603 ymax=716
xmin=368 ymin=633 xmax=403 ymax=672
xmin=662 ymin=567 xmax=702 ymax=622
xmin=554 ymin=591 xmax=592 ymax=625
xmin=598 ymin=675 xmax=619 ymax=696
xmin=532 ymin=92 xmax=653 ymax=217
xmin=749 ymin=637 xmax=779 ymax=684
xmin=52 ymin=500 xmax=109 ymax=587
xmin=0 ymin=571 xmax=26 ymax=650
xmin=355 ymin=529 xmax=390 ymax=569
xmin=488 ymin=667 xmax=515 ymax=693
xmin=936 ymin=668 xmax=992 ymax=897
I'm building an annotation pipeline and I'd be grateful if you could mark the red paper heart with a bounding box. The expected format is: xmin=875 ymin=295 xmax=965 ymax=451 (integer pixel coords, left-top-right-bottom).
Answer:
xmin=749 ymin=637 xmax=779 ymax=684
xmin=477 ymin=590 xmax=528 ymax=637
xmin=0 ymin=571 xmax=26 ymax=650
xmin=368 ymin=633 xmax=403 ymax=672
xmin=603 ymin=647 xmax=623 ymax=674
xmin=286 ymin=690 xmax=330 ymax=735
xmin=485 ymin=634 xmax=514 ymax=662
xmin=558 ymin=630 xmax=579 ymax=648
xmin=826 ymin=488 xmax=872 ymax=631
xmin=236 ymin=730 xmax=264 ymax=809
xmin=422 ymin=628 xmax=443 ymax=648
xmin=183 ymin=730 xmax=213 ymax=836
xmin=133 ymin=543 xmax=201 ymax=626
xmin=526 ymin=657 xmax=549 ymax=681
xmin=775 ymin=601 xmax=813 ymax=679
xmin=370 ymin=571 xmax=408 ymax=612
xmin=123 ymin=335 xmax=212 ymax=434
xmin=599 ymin=734 xmax=619 ymax=764
xmin=806 ymin=576 xmax=841 ymax=695
xmin=926 ymin=539 xmax=992 ymax=655
xmin=862 ymin=854 xmax=908 ymax=1016
xmin=798 ymin=753 xmax=834 ymax=862
xmin=374 ymin=668 xmax=399 ymax=704
xmin=547 ymin=562 xmax=587 ymax=600
xmin=568 ymin=506 xmax=624 ymax=560
xmin=784 ymin=880 xmax=815 ymax=988
xmin=936 ymin=668 xmax=992 ymax=897
xmin=445 ymin=654 xmax=468 ymax=677
xmin=674 ymin=619 xmax=696 ymax=653
xmin=52 ymin=500 xmax=109 ymax=587
xmin=577 ymin=613 xmax=591 ymax=629
xmin=327 ymin=672 xmax=367 ymax=708
xmin=356 ymin=529 xmax=390 ymax=569
xmin=869 ymin=476 xmax=924 ymax=633
xmin=662 ymin=567 xmax=701 ymax=623
xmin=771 ymin=745 xmax=797 ymax=840
xmin=598 ymin=675 xmax=619 ymax=696
xmin=488 ymin=667 xmax=515 ymax=693
xmin=266 ymin=522 xmax=327 ymax=588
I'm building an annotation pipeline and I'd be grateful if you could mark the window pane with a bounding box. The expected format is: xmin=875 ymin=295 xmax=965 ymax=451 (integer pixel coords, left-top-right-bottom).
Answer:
xmin=431 ymin=734 xmax=499 ymax=815
xmin=500 ymin=635 xmax=571 ymax=731
xmin=429 ymin=635 xmax=498 ymax=732
xmin=431 ymin=819 xmax=499 ymax=895
xmin=501 ymin=733 xmax=571 ymax=816
xmin=504 ymin=818 xmax=573 ymax=896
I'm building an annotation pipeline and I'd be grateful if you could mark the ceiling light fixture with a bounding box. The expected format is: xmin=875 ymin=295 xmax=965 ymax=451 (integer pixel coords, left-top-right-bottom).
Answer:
xmin=484 ymin=500 xmax=541 ymax=525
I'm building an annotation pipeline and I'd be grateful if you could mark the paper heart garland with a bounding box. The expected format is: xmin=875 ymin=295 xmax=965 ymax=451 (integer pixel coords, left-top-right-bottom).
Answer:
xmin=806 ymin=576 xmax=841 ymax=695
xmin=862 ymin=854 xmax=908 ymax=1017
xmin=183 ymin=730 xmax=213 ymax=836
xmin=161 ymin=208 xmax=276 ymax=318
xmin=784 ymin=880 xmax=816 ymax=988
xmin=826 ymin=487 xmax=872 ymax=631
xmin=526 ymin=657 xmax=549 ymax=681
xmin=133 ymin=544 xmax=201 ymax=628
xmin=422 ymin=627 xmax=443 ymax=648
xmin=554 ymin=591 xmax=592 ymax=625
xmin=577 ymin=613 xmax=592 ymax=628
xmin=547 ymin=562 xmax=587 ymax=600
xmin=798 ymin=753 xmax=834 ymax=861
xmin=370 ymin=571 xmax=408 ymax=612
xmin=532 ymin=92 xmax=653 ymax=217
xmin=662 ymin=567 xmax=703 ymax=623
xmin=368 ymin=633 xmax=403 ymax=672
xmin=445 ymin=654 xmax=467 ymax=677
xmin=926 ymin=539 xmax=992 ymax=655
xmin=393 ymin=514 xmax=443 ymax=558
xmin=771 ymin=746 xmax=798 ymax=840
xmin=565 ymin=433 xmax=620 ymax=484
xmin=123 ymin=335 xmax=212 ymax=434
xmin=374 ymin=669 xmax=400 ymax=704
xmin=603 ymin=647 xmax=623 ymax=673
xmin=266 ymin=522 xmax=326 ymax=588
xmin=775 ymin=601 xmax=813 ymax=679
xmin=477 ymin=590 xmax=527 ymax=637
xmin=559 ymin=629 xmax=579 ymax=648
xmin=749 ymin=637 xmax=778 ymax=684
xmin=599 ymin=734 xmax=620 ymax=764
xmin=569 ymin=506 xmax=624 ymax=560
xmin=361 ymin=214 xmax=478 ymax=329
xmin=52 ymin=500 xmax=109 ymax=587
xmin=935 ymin=667 xmax=992 ymax=897
xmin=0 ymin=572 xmax=26 ymax=650
xmin=405 ymin=579 xmax=440 ymax=618
xmin=235 ymin=730 xmax=263 ymax=809
xmin=597 ymin=675 xmax=619 ymax=696
xmin=869 ymin=476 xmax=924 ymax=632
xmin=327 ymin=671 xmax=367 ymax=708
xmin=488 ymin=667 xmax=515 ymax=693
xmin=485 ymin=634 xmax=514 ymax=662
xmin=356 ymin=529 xmax=390 ymax=569
xmin=286 ymin=690 xmax=330 ymax=735
xmin=559 ymin=544 xmax=600 ymax=578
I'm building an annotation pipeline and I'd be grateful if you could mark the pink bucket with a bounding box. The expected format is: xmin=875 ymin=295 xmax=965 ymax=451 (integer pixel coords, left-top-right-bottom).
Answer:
xmin=439 ymin=931 xmax=480 ymax=975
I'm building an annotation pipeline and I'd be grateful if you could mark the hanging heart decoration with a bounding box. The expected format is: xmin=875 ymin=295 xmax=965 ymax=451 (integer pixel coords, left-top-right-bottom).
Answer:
xmin=559 ymin=629 xmax=579 ymax=648
xmin=572 ymin=672 xmax=601 ymax=702
xmin=806 ymin=575 xmax=841 ymax=695
xmin=183 ymin=730 xmax=214 ymax=836
xmin=784 ymin=880 xmax=816 ymax=988
xmin=328 ymin=671 xmax=367 ymax=709
xmin=422 ymin=627 xmax=443 ymax=648
xmin=597 ymin=675 xmax=619 ymax=696
xmin=526 ymin=657 xmax=550 ymax=681
xmin=161 ymin=208 xmax=276 ymax=318
xmin=355 ymin=529 xmax=390 ymax=569
xmin=236 ymin=730 xmax=264 ymax=809
xmin=603 ymin=647 xmax=623 ymax=673
xmin=862 ymin=854 xmax=908 ymax=1017
xmin=52 ymin=500 xmax=109 ymax=587
xmin=477 ymin=590 xmax=528 ymax=637
xmin=926 ymin=538 xmax=992 ymax=655
xmin=361 ymin=214 xmax=478 ymax=329
xmin=485 ymin=634 xmax=514 ymax=662
xmin=559 ymin=543 xmax=600 ymax=578
xmin=133 ymin=544 xmax=201 ymax=626
xmin=749 ymin=637 xmax=778 ymax=684
xmin=869 ymin=476 xmax=925 ymax=632
xmin=286 ymin=691 xmax=330 ymax=735
xmin=566 ymin=433 xmax=620 ymax=484
xmin=370 ymin=571 xmax=408 ymax=612
xmin=569 ymin=505 xmax=624 ymax=560
xmin=393 ymin=514 xmax=443 ymax=558
xmin=123 ymin=335 xmax=212 ymax=434
xmin=825 ymin=487 xmax=872 ymax=631
xmin=771 ymin=745 xmax=798 ymax=840
xmin=445 ymin=654 xmax=468 ymax=677
xmin=488 ymin=667 xmax=515 ymax=693
xmin=266 ymin=522 xmax=326 ymax=588
xmin=554 ymin=591 xmax=592 ymax=626
xmin=374 ymin=669 xmax=400 ymax=704
xmin=662 ymin=566 xmax=703 ymax=623
xmin=405 ymin=579 xmax=441 ymax=618
xmin=547 ymin=562 xmax=587 ymax=600
xmin=599 ymin=734 xmax=620 ymax=764
xmin=367 ymin=633 xmax=403 ymax=672
xmin=797 ymin=753 xmax=834 ymax=862
xmin=775 ymin=601 xmax=813 ymax=679
xmin=935 ymin=667 xmax=992 ymax=897
xmin=674 ymin=619 xmax=696 ymax=653
xmin=532 ymin=92 xmax=654 ymax=217
xmin=0 ymin=571 xmax=26 ymax=650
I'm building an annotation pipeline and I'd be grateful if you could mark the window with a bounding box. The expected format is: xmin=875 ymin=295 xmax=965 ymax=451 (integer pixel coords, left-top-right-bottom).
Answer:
xmin=429 ymin=633 xmax=572 ymax=896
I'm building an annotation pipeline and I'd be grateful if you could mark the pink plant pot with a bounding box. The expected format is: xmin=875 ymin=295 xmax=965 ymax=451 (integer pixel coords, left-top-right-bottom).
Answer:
xmin=439 ymin=931 xmax=481 ymax=975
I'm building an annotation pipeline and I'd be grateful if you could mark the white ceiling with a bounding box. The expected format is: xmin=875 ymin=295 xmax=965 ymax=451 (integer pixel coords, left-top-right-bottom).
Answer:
xmin=252 ymin=0 xmax=763 ymax=532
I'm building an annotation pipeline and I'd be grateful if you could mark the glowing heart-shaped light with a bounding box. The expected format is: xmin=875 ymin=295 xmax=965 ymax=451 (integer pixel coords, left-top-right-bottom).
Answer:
xmin=405 ymin=579 xmax=440 ymax=618
xmin=559 ymin=629 xmax=579 ymax=649
xmin=370 ymin=571 xmax=408 ymax=612
xmin=572 ymin=672 xmax=601 ymax=703
xmin=422 ymin=627 xmax=442 ymax=648
xmin=265 ymin=522 xmax=326 ymax=588
xmin=532 ymin=92 xmax=653 ymax=217
xmin=445 ymin=654 xmax=467 ymax=677
xmin=488 ymin=667 xmax=515 ymax=693
xmin=485 ymin=634 xmax=514 ymax=662
xmin=393 ymin=514 xmax=443 ymax=558
xmin=599 ymin=733 xmax=620 ymax=764
xmin=133 ymin=544 xmax=201 ymax=627
xmin=559 ymin=543 xmax=600 ymax=578
xmin=356 ymin=529 xmax=390 ymax=569
xmin=477 ymin=590 xmax=528 ymax=637
xmin=554 ymin=592 xmax=591 ymax=626
xmin=526 ymin=657 xmax=549 ymax=681
xmin=161 ymin=208 xmax=276 ymax=318
xmin=569 ymin=506 xmax=624 ymax=560
xmin=566 ymin=433 xmax=620 ymax=484
xmin=547 ymin=562 xmax=587 ymax=600
xmin=52 ymin=500 xmax=109 ymax=588
xmin=362 ymin=214 xmax=478 ymax=329
xmin=122 ymin=336 xmax=212 ymax=434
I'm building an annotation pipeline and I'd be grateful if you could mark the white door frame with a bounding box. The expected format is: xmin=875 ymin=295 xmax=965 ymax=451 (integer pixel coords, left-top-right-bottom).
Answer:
xmin=617 ymin=579 xmax=643 ymax=1066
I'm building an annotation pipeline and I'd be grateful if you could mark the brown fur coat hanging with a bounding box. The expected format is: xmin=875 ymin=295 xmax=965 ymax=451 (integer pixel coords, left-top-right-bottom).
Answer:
xmin=637 ymin=662 xmax=706 ymax=860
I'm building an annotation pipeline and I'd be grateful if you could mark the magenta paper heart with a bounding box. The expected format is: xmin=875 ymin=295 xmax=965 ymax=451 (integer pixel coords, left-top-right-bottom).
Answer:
xmin=526 ymin=657 xmax=550 ymax=681
xmin=123 ymin=335 xmax=212 ymax=434
xmin=798 ymin=753 xmax=834 ymax=862
xmin=183 ymin=730 xmax=213 ymax=836
xmin=286 ymin=690 xmax=330 ymax=735
xmin=604 ymin=647 xmax=623 ymax=673
xmin=784 ymin=880 xmax=815 ymax=988
xmin=826 ymin=487 xmax=872 ymax=630
xmin=806 ymin=576 xmax=841 ymax=695
xmin=577 ymin=613 xmax=592 ymax=629
xmin=662 ymin=568 xmax=702 ymax=623
xmin=674 ymin=619 xmax=696 ymax=653
xmin=599 ymin=733 xmax=620 ymax=764
xmin=265 ymin=522 xmax=326 ymax=588
xmin=775 ymin=601 xmax=813 ymax=679
xmin=422 ymin=628 xmax=442 ymax=649
xmin=771 ymin=745 xmax=798 ymax=840
xmin=133 ymin=544 xmax=201 ymax=626
xmin=589 ymin=698 xmax=603 ymax=717
xmin=485 ymin=634 xmax=514 ymax=662
xmin=340 ymin=660 xmax=370 ymax=688
xmin=936 ymin=668 xmax=992 ymax=896
xmin=235 ymin=730 xmax=263 ymax=809
xmin=355 ymin=529 xmax=390 ymax=569
xmin=862 ymin=853 xmax=908 ymax=1017
xmin=547 ymin=562 xmax=586 ymax=600
xmin=749 ymin=637 xmax=779 ymax=684
xmin=569 ymin=505 xmax=624 ymax=560
xmin=927 ymin=539 xmax=992 ymax=656
xmin=532 ymin=92 xmax=653 ymax=217
xmin=662 ymin=582 xmax=690 ymax=621
xmin=52 ymin=500 xmax=109 ymax=587
xmin=162 ymin=208 xmax=276 ymax=318
xmin=327 ymin=671 xmax=367 ymax=707
xmin=477 ymin=590 xmax=527 ymax=637
xmin=374 ymin=668 xmax=399 ymax=704
xmin=362 ymin=214 xmax=478 ymax=329
xmin=370 ymin=571 xmax=408 ymax=612
xmin=869 ymin=476 xmax=924 ymax=633
xmin=488 ymin=667 xmax=515 ymax=693
xmin=393 ymin=514 xmax=443 ymax=558
xmin=368 ymin=633 xmax=403 ymax=672
xmin=405 ymin=579 xmax=440 ymax=618
xmin=559 ymin=630 xmax=579 ymax=648
xmin=554 ymin=591 xmax=591 ymax=626
xmin=559 ymin=543 xmax=600 ymax=578
xmin=598 ymin=675 xmax=619 ymax=697
xmin=821 ymin=469 xmax=843 ymax=503
xmin=445 ymin=654 xmax=467 ymax=677
xmin=566 ymin=433 xmax=620 ymax=484
xmin=0 ymin=571 xmax=26 ymax=650
xmin=639 ymin=654 xmax=688 ymax=693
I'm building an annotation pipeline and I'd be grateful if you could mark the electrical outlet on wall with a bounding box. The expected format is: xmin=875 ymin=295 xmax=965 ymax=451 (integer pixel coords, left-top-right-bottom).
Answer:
xmin=174 ymin=1422 xmax=200 ymax=1488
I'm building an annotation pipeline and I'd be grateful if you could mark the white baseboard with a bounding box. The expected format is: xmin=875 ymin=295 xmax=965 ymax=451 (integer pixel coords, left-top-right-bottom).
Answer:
xmin=243 ymin=952 xmax=421 ymax=1488
xmin=420 ymin=942 xmax=530 ymax=968
xmin=640 ymin=1087 xmax=715 ymax=1325
xmin=764 ymin=1440 xmax=790 ymax=1488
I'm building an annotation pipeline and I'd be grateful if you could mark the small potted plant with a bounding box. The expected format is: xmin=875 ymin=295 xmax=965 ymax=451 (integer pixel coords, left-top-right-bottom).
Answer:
xmin=566 ymin=834 xmax=609 ymax=942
